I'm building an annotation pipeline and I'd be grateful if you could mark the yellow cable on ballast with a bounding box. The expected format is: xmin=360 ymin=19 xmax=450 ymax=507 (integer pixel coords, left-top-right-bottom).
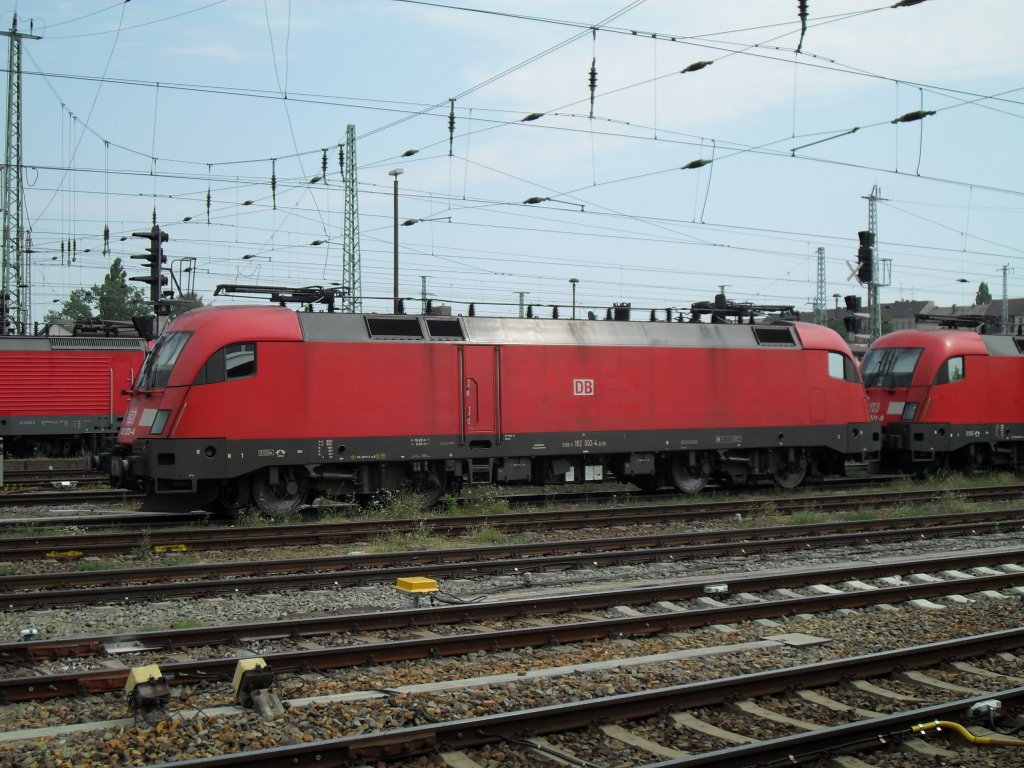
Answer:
xmin=913 ymin=720 xmax=1024 ymax=747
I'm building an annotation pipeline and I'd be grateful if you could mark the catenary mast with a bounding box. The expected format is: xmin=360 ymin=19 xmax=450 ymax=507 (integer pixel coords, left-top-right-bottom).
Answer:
xmin=342 ymin=124 xmax=361 ymax=312
xmin=0 ymin=15 xmax=40 ymax=334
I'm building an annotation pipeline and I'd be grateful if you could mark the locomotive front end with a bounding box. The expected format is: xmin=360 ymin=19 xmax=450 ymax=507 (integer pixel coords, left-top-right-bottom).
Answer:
xmin=862 ymin=329 xmax=1001 ymax=473
xmin=109 ymin=328 xmax=194 ymax=494
xmin=109 ymin=305 xmax=306 ymax=513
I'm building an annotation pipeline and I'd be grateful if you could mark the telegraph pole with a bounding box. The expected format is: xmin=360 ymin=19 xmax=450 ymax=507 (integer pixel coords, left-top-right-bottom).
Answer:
xmin=0 ymin=15 xmax=40 ymax=334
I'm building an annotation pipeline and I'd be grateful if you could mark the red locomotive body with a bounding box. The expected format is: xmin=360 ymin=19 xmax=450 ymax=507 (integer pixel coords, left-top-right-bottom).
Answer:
xmin=111 ymin=306 xmax=878 ymax=514
xmin=862 ymin=329 xmax=1024 ymax=472
xmin=0 ymin=334 xmax=146 ymax=457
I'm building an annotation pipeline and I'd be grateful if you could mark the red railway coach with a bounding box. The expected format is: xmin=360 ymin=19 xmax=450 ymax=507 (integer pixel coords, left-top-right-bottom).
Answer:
xmin=862 ymin=328 xmax=1024 ymax=473
xmin=0 ymin=333 xmax=147 ymax=458
xmin=110 ymin=306 xmax=879 ymax=515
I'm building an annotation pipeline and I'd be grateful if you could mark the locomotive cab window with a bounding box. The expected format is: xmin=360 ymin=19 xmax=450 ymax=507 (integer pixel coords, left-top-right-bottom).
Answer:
xmin=193 ymin=343 xmax=257 ymax=385
xmin=828 ymin=351 xmax=860 ymax=383
xmin=135 ymin=331 xmax=192 ymax=390
xmin=225 ymin=343 xmax=256 ymax=379
xmin=933 ymin=356 xmax=965 ymax=385
xmin=860 ymin=347 xmax=922 ymax=388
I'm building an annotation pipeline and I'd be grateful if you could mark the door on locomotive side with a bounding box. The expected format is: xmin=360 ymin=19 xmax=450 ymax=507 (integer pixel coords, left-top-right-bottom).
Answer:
xmin=460 ymin=345 xmax=498 ymax=440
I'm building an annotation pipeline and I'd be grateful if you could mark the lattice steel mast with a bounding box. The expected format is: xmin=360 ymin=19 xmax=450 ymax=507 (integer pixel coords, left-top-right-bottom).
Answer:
xmin=341 ymin=124 xmax=361 ymax=312
xmin=0 ymin=15 xmax=40 ymax=334
xmin=813 ymin=246 xmax=826 ymax=324
xmin=863 ymin=184 xmax=890 ymax=342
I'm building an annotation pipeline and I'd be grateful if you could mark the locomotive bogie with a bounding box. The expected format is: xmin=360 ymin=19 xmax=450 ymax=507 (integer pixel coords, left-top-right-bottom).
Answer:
xmin=111 ymin=307 xmax=879 ymax=515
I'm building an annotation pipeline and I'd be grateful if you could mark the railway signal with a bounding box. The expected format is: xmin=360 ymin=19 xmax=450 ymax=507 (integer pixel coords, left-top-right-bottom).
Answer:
xmin=130 ymin=225 xmax=169 ymax=305
xmin=856 ymin=230 xmax=874 ymax=284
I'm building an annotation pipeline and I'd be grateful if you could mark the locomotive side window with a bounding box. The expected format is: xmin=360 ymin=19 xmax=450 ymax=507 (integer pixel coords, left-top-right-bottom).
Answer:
xmin=933 ymin=356 xmax=965 ymax=385
xmin=225 ymin=343 xmax=257 ymax=379
xmin=860 ymin=347 xmax=922 ymax=388
xmin=828 ymin=351 xmax=861 ymax=383
xmin=136 ymin=331 xmax=192 ymax=390
xmin=193 ymin=343 xmax=257 ymax=385
xmin=828 ymin=352 xmax=844 ymax=379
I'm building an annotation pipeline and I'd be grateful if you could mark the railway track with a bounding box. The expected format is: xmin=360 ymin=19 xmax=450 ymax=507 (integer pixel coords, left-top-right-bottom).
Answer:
xmin=1 ymin=468 xmax=107 ymax=485
xmin=4 ymin=481 xmax=1024 ymax=766
xmin=0 ymin=547 xmax=1021 ymax=679
xmin=123 ymin=643 xmax=1024 ymax=768
xmin=4 ymin=553 xmax=1024 ymax=765
xmin=0 ymin=482 xmax=1020 ymax=556
xmin=0 ymin=487 xmax=142 ymax=508
xmin=0 ymin=473 xmax=1007 ymax=523
xmin=0 ymin=514 xmax=1019 ymax=607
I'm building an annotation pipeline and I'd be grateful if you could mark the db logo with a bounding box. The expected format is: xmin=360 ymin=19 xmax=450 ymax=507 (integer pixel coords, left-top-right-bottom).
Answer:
xmin=573 ymin=378 xmax=595 ymax=396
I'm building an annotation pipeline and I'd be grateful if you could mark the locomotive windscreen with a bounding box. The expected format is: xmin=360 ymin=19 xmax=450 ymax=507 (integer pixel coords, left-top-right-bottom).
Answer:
xmin=860 ymin=347 xmax=922 ymax=388
xmin=136 ymin=331 xmax=192 ymax=389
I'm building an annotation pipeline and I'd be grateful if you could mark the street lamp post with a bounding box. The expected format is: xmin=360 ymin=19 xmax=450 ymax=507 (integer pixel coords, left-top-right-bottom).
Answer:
xmin=388 ymin=168 xmax=404 ymax=313
xmin=569 ymin=278 xmax=579 ymax=319
xmin=832 ymin=293 xmax=841 ymax=331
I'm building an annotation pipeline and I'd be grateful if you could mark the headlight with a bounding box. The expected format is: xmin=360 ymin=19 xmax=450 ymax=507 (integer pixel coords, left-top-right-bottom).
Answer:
xmin=901 ymin=402 xmax=918 ymax=420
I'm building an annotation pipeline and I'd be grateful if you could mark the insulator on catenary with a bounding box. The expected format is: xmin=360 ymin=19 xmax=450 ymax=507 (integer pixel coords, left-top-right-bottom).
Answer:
xmin=321 ymin=149 xmax=328 ymax=182
xmin=271 ymin=159 xmax=277 ymax=210
xmin=588 ymin=57 xmax=597 ymax=118
xmin=448 ymin=98 xmax=456 ymax=156
xmin=797 ymin=0 xmax=808 ymax=53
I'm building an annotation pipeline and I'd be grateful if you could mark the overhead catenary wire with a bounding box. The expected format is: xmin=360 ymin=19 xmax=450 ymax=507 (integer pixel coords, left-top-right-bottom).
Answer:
xmin=19 ymin=0 xmax=1022 ymax=321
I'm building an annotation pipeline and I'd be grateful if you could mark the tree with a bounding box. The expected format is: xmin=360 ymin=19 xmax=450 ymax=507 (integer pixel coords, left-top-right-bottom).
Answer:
xmin=976 ymin=281 xmax=992 ymax=305
xmin=45 ymin=258 xmax=153 ymax=324
xmin=54 ymin=287 xmax=97 ymax=322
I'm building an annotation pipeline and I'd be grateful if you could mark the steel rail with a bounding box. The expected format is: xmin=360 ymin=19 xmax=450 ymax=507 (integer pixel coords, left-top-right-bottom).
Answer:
xmin=6 ymin=561 xmax=1024 ymax=704
xmin=0 ymin=488 xmax=141 ymax=507
xmin=1 ymin=469 xmax=104 ymax=482
xmin=0 ymin=520 xmax=1018 ymax=605
xmin=126 ymin=633 xmax=1024 ymax=767
xmin=0 ymin=481 xmax=1019 ymax=544
xmin=0 ymin=491 xmax=1021 ymax=563
xmin=619 ymin=690 xmax=1024 ymax=767
xmin=0 ymin=519 xmax=1018 ymax=608
xmin=6 ymin=548 xmax=1024 ymax=667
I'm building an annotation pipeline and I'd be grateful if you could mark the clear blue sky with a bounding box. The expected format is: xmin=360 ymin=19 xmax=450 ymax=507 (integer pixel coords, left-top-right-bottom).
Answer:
xmin=7 ymin=0 xmax=1023 ymax=324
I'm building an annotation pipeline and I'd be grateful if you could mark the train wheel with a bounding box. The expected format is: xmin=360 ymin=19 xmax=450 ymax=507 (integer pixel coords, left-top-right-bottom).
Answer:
xmin=771 ymin=461 xmax=806 ymax=489
xmin=251 ymin=467 xmax=308 ymax=517
xmin=416 ymin=481 xmax=445 ymax=509
xmin=215 ymin=477 xmax=252 ymax=516
xmin=670 ymin=454 xmax=708 ymax=494
xmin=411 ymin=470 xmax=447 ymax=509
xmin=632 ymin=475 xmax=662 ymax=493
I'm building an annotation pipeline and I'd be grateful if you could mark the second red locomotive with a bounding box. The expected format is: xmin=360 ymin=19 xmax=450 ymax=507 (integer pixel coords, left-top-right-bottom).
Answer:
xmin=862 ymin=328 xmax=1024 ymax=472
xmin=110 ymin=306 xmax=878 ymax=515
xmin=0 ymin=332 xmax=146 ymax=458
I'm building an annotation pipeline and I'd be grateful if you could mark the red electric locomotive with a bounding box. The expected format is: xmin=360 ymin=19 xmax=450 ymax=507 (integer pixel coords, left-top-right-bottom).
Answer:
xmin=0 ymin=332 xmax=147 ymax=458
xmin=110 ymin=305 xmax=878 ymax=515
xmin=862 ymin=328 xmax=1024 ymax=472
